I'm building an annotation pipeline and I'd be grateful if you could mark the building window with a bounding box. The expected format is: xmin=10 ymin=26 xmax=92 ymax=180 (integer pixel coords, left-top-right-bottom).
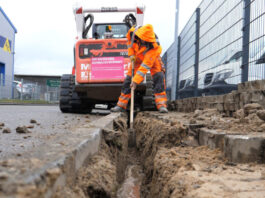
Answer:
xmin=0 ymin=63 xmax=5 ymax=86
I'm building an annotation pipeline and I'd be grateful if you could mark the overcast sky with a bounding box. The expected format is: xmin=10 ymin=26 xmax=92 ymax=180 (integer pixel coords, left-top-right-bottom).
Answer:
xmin=0 ymin=0 xmax=201 ymax=75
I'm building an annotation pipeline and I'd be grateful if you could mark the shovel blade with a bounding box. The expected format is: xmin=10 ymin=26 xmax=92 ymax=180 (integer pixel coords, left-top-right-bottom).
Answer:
xmin=128 ymin=128 xmax=136 ymax=147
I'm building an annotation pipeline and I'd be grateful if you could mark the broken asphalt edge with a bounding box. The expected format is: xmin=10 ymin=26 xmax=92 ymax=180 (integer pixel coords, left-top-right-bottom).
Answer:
xmin=0 ymin=112 xmax=121 ymax=198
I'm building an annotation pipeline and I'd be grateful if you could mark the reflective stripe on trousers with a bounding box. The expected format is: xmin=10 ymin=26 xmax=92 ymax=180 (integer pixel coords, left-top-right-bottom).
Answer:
xmin=155 ymin=91 xmax=167 ymax=109
xmin=117 ymin=93 xmax=131 ymax=109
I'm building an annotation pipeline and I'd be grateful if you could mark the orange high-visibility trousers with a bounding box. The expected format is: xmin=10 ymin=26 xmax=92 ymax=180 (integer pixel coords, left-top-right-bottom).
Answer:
xmin=117 ymin=71 xmax=167 ymax=110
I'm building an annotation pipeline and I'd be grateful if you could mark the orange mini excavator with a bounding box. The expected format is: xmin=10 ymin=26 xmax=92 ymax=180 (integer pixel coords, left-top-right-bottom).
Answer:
xmin=59 ymin=4 xmax=155 ymax=113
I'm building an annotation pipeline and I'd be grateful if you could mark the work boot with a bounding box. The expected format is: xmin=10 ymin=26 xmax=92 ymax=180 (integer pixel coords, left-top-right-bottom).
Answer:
xmin=110 ymin=106 xmax=125 ymax=112
xmin=159 ymin=106 xmax=168 ymax=113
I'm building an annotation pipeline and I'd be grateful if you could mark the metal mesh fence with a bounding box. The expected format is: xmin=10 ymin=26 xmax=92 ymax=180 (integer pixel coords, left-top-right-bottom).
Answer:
xmin=179 ymin=12 xmax=196 ymax=86
xmin=248 ymin=0 xmax=265 ymax=80
xmin=0 ymin=73 xmax=13 ymax=99
xmin=163 ymin=0 xmax=265 ymax=100
xmin=0 ymin=74 xmax=60 ymax=102
xmin=198 ymin=0 xmax=244 ymax=92
xmin=164 ymin=42 xmax=178 ymax=99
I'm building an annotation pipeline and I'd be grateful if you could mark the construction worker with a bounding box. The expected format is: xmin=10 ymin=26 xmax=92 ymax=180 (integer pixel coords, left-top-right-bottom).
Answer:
xmin=111 ymin=24 xmax=168 ymax=113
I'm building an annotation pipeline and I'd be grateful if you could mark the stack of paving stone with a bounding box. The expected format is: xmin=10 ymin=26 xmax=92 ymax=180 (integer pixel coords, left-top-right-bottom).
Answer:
xmin=168 ymin=79 xmax=265 ymax=113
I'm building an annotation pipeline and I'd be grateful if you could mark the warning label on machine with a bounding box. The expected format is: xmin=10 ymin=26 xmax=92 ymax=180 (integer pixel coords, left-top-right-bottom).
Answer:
xmin=91 ymin=57 xmax=124 ymax=80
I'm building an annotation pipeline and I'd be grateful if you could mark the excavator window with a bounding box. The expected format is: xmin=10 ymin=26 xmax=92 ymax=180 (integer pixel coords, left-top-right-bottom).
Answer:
xmin=93 ymin=23 xmax=129 ymax=39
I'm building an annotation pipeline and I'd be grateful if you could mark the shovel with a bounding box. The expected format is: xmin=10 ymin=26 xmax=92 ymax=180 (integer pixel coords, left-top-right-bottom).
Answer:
xmin=128 ymin=60 xmax=136 ymax=147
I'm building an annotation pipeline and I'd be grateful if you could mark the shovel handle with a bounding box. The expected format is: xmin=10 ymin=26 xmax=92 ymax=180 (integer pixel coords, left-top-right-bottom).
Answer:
xmin=130 ymin=60 xmax=135 ymax=129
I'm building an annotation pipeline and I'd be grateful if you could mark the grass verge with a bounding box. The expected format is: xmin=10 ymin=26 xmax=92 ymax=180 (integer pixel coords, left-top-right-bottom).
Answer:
xmin=0 ymin=99 xmax=54 ymax=104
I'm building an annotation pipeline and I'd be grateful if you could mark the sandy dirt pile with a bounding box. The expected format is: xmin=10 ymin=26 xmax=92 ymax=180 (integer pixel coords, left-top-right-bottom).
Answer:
xmin=148 ymin=146 xmax=222 ymax=198
xmin=52 ymin=117 xmax=128 ymax=198
xmin=134 ymin=112 xmax=265 ymax=198
xmin=186 ymin=103 xmax=265 ymax=133
xmin=151 ymin=146 xmax=265 ymax=198
xmin=76 ymin=144 xmax=118 ymax=198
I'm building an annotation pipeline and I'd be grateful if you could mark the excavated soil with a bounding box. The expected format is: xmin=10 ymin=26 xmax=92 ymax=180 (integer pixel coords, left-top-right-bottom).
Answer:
xmin=134 ymin=112 xmax=265 ymax=198
xmin=166 ymin=103 xmax=265 ymax=134
xmin=53 ymin=111 xmax=265 ymax=198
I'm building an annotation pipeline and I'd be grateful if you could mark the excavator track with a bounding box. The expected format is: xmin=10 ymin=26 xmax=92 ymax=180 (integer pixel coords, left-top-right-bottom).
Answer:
xmin=142 ymin=73 xmax=156 ymax=111
xmin=59 ymin=74 xmax=93 ymax=113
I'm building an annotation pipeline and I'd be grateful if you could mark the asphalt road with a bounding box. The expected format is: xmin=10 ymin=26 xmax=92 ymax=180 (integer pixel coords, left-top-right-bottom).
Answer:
xmin=0 ymin=105 xmax=107 ymax=159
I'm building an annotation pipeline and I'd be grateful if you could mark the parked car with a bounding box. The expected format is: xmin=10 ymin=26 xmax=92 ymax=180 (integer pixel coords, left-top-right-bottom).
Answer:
xmin=177 ymin=44 xmax=265 ymax=98
xmin=202 ymin=69 xmax=238 ymax=96
xmin=177 ymin=68 xmax=237 ymax=98
xmin=202 ymin=45 xmax=265 ymax=95
xmin=256 ymin=51 xmax=265 ymax=64
xmin=14 ymin=81 xmax=35 ymax=99
xmin=178 ymin=77 xmax=203 ymax=99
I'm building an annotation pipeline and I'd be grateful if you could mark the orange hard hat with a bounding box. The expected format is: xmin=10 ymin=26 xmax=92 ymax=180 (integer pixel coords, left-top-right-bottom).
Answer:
xmin=135 ymin=24 xmax=156 ymax=42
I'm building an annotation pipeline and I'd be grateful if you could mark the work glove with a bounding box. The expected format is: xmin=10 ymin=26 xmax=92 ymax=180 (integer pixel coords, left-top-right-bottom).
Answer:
xmin=130 ymin=55 xmax=136 ymax=63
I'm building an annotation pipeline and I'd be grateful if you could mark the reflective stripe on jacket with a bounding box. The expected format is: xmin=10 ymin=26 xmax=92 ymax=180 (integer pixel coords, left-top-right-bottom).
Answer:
xmin=132 ymin=45 xmax=162 ymax=84
xmin=154 ymin=91 xmax=167 ymax=109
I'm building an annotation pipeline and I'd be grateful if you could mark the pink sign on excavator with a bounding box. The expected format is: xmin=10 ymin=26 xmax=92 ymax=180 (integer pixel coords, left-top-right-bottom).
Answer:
xmin=91 ymin=57 xmax=124 ymax=80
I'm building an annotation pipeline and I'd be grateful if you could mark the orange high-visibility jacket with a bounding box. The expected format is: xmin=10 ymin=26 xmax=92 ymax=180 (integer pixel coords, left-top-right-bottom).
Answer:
xmin=126 ymin=25 xmax=163 ymax=84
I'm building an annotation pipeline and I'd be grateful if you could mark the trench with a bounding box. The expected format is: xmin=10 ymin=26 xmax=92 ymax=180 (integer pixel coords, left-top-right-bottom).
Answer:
xmin=51 ymin=112 xmax=190 ymax=198
xmin=53 ymin=111 xmax=265 ymax=198
xmin=76 ymin=113 xmax=146 ymax=198
xmin=51 ymin=112 xmax=191 ymax=198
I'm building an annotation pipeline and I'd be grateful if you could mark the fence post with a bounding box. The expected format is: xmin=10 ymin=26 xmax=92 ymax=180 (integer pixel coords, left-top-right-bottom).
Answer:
xmin=31 ymin=84 xmax=34 ymax=100
xmin=242 ymin=0 xmax=251 ymax=83
xmin=35 ymin=82 xmax=38 ymax=100
xmin=20 ymin=78 xmax=23 ymax=100
xmin=176 ymin=36 xmax=181 ymax=99
xmin=194 ymin=8 xmax=200 ymax=97
xmin=46 ymin=85 xmax=50 ymax=102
